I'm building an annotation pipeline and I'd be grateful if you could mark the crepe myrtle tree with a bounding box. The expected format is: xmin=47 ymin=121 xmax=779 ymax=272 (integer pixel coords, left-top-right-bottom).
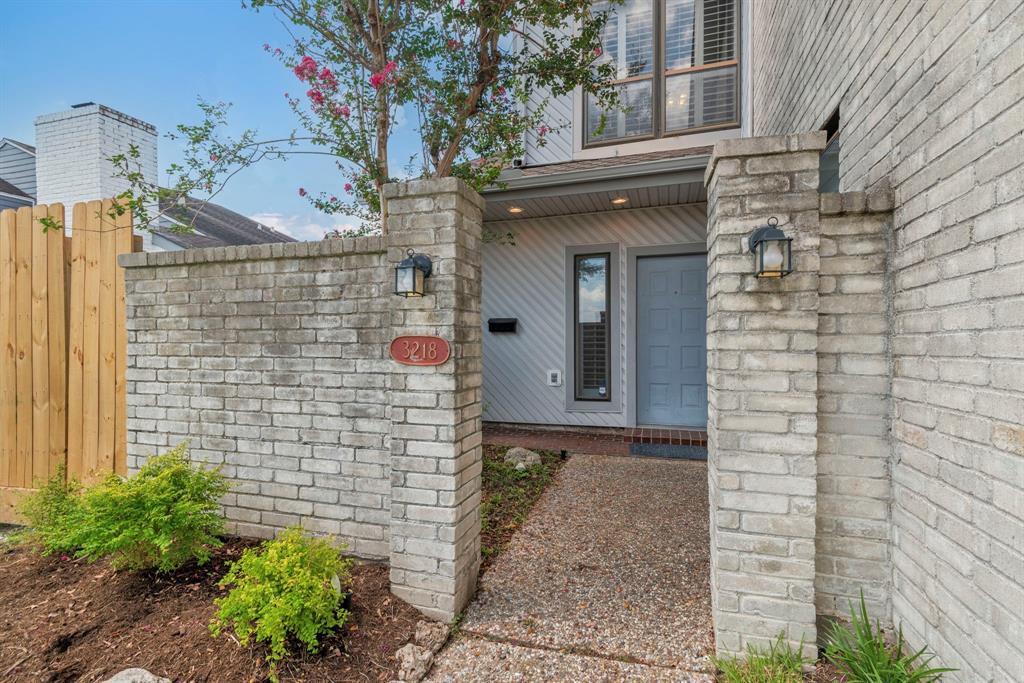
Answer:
xmin=103 ymin=0 xmax=623 ymax=237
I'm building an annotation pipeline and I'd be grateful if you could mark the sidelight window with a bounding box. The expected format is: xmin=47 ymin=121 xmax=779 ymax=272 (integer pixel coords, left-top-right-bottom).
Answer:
xmin=574 ymin=253 xmax=612 ymax=401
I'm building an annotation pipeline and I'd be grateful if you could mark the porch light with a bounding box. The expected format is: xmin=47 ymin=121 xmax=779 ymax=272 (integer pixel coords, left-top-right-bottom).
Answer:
xmin=611 ymin=196 xmax=629 ymax=205
xmin=507 ymin=205 xmax=523 ymax=214
xmin=394 ymin=249 xmax=432 ymax=297
xmin=748 ymin=217 xmax=792 ymax=278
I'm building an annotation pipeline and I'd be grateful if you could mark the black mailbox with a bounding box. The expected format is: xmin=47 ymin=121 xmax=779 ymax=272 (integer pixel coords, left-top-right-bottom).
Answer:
xmin=488 ymin=318 xmax=518 ymax=333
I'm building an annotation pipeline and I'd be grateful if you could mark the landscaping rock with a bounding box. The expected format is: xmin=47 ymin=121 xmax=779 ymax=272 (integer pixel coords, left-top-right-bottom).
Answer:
xmin=396 ymin=643 xmax=434 ymax=682
xmin=414 ymin=620 xmax=449 ymax=654
xmin=504 ymin=447 xmax=541 ymax=467
xmin=102 ymin=669 xmax=171 ymax=683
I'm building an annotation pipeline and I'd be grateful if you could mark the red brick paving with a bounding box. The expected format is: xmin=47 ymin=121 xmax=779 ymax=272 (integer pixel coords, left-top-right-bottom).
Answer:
xmin=483 ymin=423 xmax=708 ymax=455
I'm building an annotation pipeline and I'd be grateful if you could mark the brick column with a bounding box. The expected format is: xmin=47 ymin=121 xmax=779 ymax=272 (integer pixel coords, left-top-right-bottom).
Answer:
xmin=385 ymin=178 xmax=484 ymax=621
xmin=704 ymin=132 xmax=826 ymax=658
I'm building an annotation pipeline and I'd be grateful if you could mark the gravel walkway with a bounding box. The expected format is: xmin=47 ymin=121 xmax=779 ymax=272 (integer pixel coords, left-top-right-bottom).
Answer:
xmin=428 ymin=454 xmax=713 ymax=681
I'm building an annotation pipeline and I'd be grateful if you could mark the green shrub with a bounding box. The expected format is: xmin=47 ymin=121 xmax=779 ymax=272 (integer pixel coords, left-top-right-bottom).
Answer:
xmin=825 ymin=593 xmax=955 ymax=682
xmin=17 ymin=465 xmax=82 ymax=555
xmin=210 ymin=528 xmax=354 ymax=681
xmin=20 ymin=442 xmax=228 ymax=572
xmin=713 ymin=634 xmax=809 ymax=683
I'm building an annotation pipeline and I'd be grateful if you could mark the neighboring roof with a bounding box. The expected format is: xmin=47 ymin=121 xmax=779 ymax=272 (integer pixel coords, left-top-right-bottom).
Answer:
xmin=516 ymin=145 xmax=713 ymax=178
xmin=156 ymin=195 xmax=297 ymax=249
xmin=0 ymin=178 xmax=33 ymax=199
xmin=0 ymin=138 xmax=37 ymax=156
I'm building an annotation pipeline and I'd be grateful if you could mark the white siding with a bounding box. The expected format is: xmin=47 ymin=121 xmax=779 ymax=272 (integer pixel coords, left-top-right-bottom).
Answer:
xmin=522 ymin=22 xmax=574 ymax=166
xmin=0 ymin=143 xmax=36 ymax=198
xmin=482 ymin=204 xmax=706 ymax=427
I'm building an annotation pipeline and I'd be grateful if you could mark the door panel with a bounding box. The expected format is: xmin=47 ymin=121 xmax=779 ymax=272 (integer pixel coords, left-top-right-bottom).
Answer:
xmin=636 ymin=254 xmax=707 ymax=427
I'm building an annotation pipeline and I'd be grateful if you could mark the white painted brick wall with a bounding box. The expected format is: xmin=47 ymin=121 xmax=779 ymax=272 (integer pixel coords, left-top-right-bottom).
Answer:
xmin=750 ymin=1 xmax=1024 ymax=679
xmin=36 ymin=104 xmax=157 ymax=237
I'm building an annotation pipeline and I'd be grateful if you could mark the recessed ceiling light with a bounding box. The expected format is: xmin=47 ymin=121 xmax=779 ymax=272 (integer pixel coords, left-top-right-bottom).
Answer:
xmin=611 ymin=196 xmax=629 ymax=205
xmin=508 ymin=206 xmax=524 ymax=214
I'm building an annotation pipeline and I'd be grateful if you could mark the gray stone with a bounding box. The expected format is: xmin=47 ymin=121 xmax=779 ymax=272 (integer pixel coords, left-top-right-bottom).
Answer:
xmin=101 ymin=669 xmax=171 ymax=683
xmin=396 ymin=642 xmax=434 ymax=682
xmin=414 ymin=620 xmax=450 ymax=654
xmin=504 ymin=447 xmax=541 ymax=467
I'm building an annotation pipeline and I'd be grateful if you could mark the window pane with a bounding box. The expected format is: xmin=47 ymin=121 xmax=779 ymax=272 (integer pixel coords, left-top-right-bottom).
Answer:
xmin=575 ymin=254 xmax=610 ymax=401
xmin=596 ymin=0 xmax=654 ymax=79
xmin=665 ymin=64 xmax=737 ymax=131
xmin=820 ymin=135 xmax=841 ymax=192
xmin=665 ymin=0 xmax=697 ymax=70
xmin=587 ymin=79 xmax=653 ymax=143
xmin=703 ymin=0 xmax=736 ymax=63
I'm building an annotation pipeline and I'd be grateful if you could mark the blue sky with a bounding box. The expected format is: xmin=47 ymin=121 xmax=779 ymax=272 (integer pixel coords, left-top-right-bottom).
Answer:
xmin=0 ymin=0 xmax=413 ymax=239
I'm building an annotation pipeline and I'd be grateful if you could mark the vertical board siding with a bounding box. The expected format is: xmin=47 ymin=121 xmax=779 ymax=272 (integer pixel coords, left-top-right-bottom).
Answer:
xmin=0 ymin=200 xmax=132 ymax=521
xmin=481 ymin=204 xmax=707 ymax=427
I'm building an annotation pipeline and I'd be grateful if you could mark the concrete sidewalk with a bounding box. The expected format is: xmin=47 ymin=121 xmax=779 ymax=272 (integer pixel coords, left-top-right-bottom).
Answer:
xmin=427 ymin=454 xmax=714 ymax=682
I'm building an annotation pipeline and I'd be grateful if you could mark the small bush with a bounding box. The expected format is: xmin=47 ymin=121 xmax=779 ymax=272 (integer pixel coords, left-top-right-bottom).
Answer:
xmin=713 ymin=634 xmax=809 ymax=683
xmin=211 ymin=528 xmax=354 ymax=681
xmin=17 ymin=465 xmax=82 ymax=555
xmin=19 ymin=442 xmax=229 ymax=572
xmin=825 ymin=593 xmax=955 ymax=682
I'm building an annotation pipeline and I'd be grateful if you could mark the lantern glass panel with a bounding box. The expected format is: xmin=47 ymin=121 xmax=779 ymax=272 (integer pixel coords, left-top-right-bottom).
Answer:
xmin=396 ymin=264 xmax=414 ymax=295
xmin=412 ymin=267 xmax=425 ymax=296
xmin=761 ymin=240 xmax=784 ymax=276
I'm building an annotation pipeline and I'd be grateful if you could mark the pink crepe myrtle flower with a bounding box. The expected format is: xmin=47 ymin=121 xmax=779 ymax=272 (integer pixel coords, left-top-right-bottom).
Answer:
xmin=329 ymin=196 xmax=338 ymax=203
xmin=262 ymin=43 xmax=271 ymax=51
xmin=369 ymin=61 xmax=398 ymax=89
xmin=318 ymin=67 xmax=338 ymax=89
xmin=298 ymin=187 xmax=307 ymax=197
xmin=447 ymin=39 xmax=461 ymax=49
xmin=307 ymin=88 xmax=325 ymax=106
xmin=594 ymin=46 xmax=602 ymax=57
xmin=293 ymin=55 xmax=318 ymax=81
xmin=209 ymin=153 xmax=218 ymax=162
xmin=274 ymin=48 xmax=282 ymax=56
xmin=344 ymin=182 xmax=353 ymax=192
xmin=537 ymin=124 xmax=551 ymax=137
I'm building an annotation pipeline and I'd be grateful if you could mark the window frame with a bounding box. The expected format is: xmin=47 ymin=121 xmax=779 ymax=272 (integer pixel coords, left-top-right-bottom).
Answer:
xmin=584 ymin=0 xmax=742 ymax=149
xmin=573 ymin=252 xmax=613 ymax=402
xmin=564 ymin=244 xmax=621 ymax=414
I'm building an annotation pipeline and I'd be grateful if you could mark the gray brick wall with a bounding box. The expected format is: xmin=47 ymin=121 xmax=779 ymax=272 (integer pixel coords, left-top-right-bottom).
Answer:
xmin=750 ymin=2 xmax=1023 ymax=678
xmin=705 ymin=132 xmax=826 ymax=659
xmin=121 ymin=238 xmax=393 ymax=559
xmin=817 ymin=192 xmax=894 ymax=624
xmin=385 ymin=178 xmax=484 ymax=621
xmin=120 ymin=180 xmax=486 ymax=621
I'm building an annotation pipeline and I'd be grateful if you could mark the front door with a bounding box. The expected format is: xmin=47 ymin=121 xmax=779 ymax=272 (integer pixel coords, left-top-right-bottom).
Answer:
xmin=636 ymin=254 xmax=707 ymax=427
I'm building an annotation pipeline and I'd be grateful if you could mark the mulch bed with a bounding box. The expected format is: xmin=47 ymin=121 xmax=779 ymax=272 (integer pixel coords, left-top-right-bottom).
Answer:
xmin=479 ymin=445 xmax=564 ymax=571
xmin=0 ymin=538 xmax=422 ymax=682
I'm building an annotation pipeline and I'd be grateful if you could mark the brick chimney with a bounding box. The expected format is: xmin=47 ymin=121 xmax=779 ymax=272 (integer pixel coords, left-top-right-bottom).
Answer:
xmin=34 ymin=103 xmax=158 ymax=233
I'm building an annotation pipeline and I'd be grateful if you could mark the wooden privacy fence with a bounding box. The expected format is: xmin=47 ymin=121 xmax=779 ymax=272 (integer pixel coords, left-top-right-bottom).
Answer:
xmin=0 ymin=200 xmax=135 ymax=522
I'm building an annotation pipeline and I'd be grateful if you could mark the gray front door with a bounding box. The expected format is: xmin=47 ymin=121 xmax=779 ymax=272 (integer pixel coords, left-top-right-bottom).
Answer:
xmin=636 ymin=254 xmax=707 ymax=427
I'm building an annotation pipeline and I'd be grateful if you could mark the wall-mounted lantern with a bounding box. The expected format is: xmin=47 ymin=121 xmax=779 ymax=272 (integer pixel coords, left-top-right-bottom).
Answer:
xmin=394 ymin=249 xmax=432 ymax=297
xmin=748 ymin=216 xmax=792 ymax=278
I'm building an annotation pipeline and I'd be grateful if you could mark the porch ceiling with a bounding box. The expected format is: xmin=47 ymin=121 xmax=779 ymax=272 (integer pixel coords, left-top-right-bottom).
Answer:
xmin=481 ymin=147 xmax=710 ymax=222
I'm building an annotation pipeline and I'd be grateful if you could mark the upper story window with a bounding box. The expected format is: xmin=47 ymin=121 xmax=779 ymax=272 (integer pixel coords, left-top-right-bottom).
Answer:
xmin=586 ymin=0 xmax=740 ymax=146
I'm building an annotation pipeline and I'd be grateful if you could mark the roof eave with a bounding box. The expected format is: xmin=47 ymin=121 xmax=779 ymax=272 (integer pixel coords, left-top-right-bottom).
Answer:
xmin=0 ymin=138 xmax=37 ymax=157
xmin=482 ymin=154 xmax=710 ymax=203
